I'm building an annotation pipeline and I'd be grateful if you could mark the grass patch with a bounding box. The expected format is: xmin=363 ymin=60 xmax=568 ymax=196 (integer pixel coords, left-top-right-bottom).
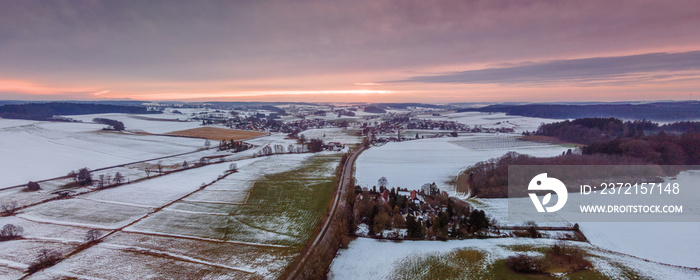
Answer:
xmin=392 ymin=249 xmax=486 ymax=280
xmin=227 ymin=154 xmax=341 ymax=247
xmin=488 ymin=259 xmax=608 ymax=280
xmin=500 ymin=244 xmax=548 ymax=254
xmin=59 ymin=181 xmax=81 ymax=189
xmin=391 ymin=244 xmax=613 ymax=280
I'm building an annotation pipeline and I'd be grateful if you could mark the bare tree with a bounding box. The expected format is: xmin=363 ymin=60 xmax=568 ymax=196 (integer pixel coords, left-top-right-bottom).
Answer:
xmin=27 ymin=249 xmax=62 ymax=273
xmin=204 ymin=139 xmax=211 ymax=149
xmin=113 ymin=172 xmax=124 ymax=184
xmin=378 ymin=177 xmax=388 ymax=188
xmin=288 ymin=144 xmax=295 ymax=154
xmin=145 ymin=169 xmax=151 ymax=178
xmin=157 ymin=161 xmax=163 ymax=174
xmin=0 ymin=224 xmax=23 ymax=241
xmin=98 ymin=175 xmax=105 ymax=188
xmin=261 ymin=145 xmax=273 ymax=156
xmin=76 ymin=168 xmax=92 ymax=186
xmin=229 ymin=163 xmax=237 ymax=172
xmin=182 ymin=160 xmax=189 ymax=169
xmin=84 ymin=229 xmax=102 ymax=243
xmin=1 ymin=201 xmax=18 ymax=216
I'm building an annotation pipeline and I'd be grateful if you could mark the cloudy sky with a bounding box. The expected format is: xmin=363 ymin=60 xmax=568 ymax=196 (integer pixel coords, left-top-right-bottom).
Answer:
xmin=1 ymin=0 xmax=700 ymax=102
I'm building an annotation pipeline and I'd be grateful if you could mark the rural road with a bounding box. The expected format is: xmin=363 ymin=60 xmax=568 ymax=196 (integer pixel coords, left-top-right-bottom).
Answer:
xmin=285 ymin=146 xmax=365 ymax=280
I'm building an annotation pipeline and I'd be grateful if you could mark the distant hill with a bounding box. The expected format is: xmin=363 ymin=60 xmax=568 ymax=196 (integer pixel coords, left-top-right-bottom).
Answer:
xmin=205 ymin=101 xmax=317 ymax=107
xmin=0 ymin=102 xmax=160 ymax=121
xmin=459 ymin=101 xmax=700 ymax=121
xmin=363 ymin=106 xmax=387 ymax=114
xmin=369 ymin=103 xmax=444 ymax=109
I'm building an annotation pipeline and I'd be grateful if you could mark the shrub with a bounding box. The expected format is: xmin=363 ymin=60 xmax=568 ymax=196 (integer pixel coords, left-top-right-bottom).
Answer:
xmin=84 ymin=229 xmax=103 ymax=244
xmin=0 ymin=224 xmax=24 ymax=241
xmin=76 ymin=168 xmax=92 ymax=186
xmin=26 ymin=181 xmax=41 ymax=191
xmin=26 ymin=249 xmax=62 ymax=273
xmin=548 ymin=242 xmax=592 ymax=272
xmin=1 ymin=201 xmax=19 ymax=216
xmin=506 ymin=254 xmax=547 ymax=274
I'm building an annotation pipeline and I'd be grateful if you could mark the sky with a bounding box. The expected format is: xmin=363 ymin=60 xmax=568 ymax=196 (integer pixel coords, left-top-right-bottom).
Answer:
xmin=1 ymin=0 xmax=700 ymax=103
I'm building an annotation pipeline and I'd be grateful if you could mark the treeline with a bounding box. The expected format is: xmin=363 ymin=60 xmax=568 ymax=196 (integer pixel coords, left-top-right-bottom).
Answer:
xmin=93 ymin=118 xmax=125 ymax=131
xmin=660 ymin=121 xmax=700 ymax=133
xmin=464 ymin=118 xmax=700 ymax=198
xmin=583 ymin=131 xmax=700 ymax=165
xmin=0 ymin=102 xmax=159 ymax=120
xmin=532 ymin=118 xmax=657 ymax=144
xmin=216 ymin=139 xmax=252 ymax=152
xmin=463 ymin=152 xmax=647 ymax=198
xmin=459 ymin=101 xmax=700 ymax=121
xmin=532 ymin=117 xmax=700 ymax=145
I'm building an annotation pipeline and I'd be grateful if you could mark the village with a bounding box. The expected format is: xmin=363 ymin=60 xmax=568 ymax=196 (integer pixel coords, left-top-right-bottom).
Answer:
xmin=350 ymin=177 xmax=585 ymax=243
xmin=166 ymin=103 xmax=517 ymax=147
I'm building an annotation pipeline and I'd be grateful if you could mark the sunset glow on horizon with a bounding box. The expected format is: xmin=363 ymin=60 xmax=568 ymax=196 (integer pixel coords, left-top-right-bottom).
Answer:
xmin=2 ymin=1 xmax=700 ymax=103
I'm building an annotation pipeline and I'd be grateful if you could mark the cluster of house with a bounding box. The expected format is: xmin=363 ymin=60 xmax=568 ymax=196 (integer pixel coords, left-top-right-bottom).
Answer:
xmin=325 ymin=142 xmax=345 ymax=151
xmin=353 ymin=183 xmax=456 ymax=239
xmin=372 ymin=117 xmax=515 ymax=135
xmin=283 ymin=105 xmax=359 ymax=119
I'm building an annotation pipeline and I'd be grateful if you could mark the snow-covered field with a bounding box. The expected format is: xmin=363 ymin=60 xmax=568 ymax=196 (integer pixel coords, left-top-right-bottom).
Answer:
xmin=350 ymin=112 xmax=700 ymax=278
xmin=420 ymin=111 xmax=564 ymax=134
xmin=299 ymin=128 xmax=363 ymax=145
xmin=329 ymin=237 xmax=700 ymax=280
xmin=0 ymin=118 xmax=207 ymax=187
xmin=0 ymin=109 xmax=355 ymax=278
xmin=1 ymin=136 xmax=337 ymax=279
xmin=355 ymin=134 xmax=570 ymax=193
xmin=66 ymin=111 xmax=202 ymax=134
xmin=469 ymin=170 xmax=700 ymax=268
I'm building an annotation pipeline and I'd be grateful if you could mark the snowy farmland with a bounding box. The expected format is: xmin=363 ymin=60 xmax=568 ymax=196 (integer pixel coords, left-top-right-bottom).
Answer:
xmin=355 ymin=134 xmax=571 ymax=193
xmin=0 ymin=111 xmax=352 ymax=279
xmin=65 ymin=112 xmax=202 ymax=134
xmin=1 ymin=150 xmax=341 ymax=279
xmin=349 ymin=111 xmax=700 ymax=279
xmin=470 ymin=170 xmax=700 ymax=268
xmin=419 ymin=111 xmax=564 ymax=134
xmin=0 ymin=118 xmax=208 ymax=187
xmin=329 ymin=237 xmax=700 ymax=280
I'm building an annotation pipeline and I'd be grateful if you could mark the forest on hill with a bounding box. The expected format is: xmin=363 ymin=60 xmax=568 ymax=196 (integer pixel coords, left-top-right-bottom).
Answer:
xmin=459 ymin=101 xmax=700 ymax=121
xmin=465 ymin=118 xmax=700 ymax=198
xmin=0 ymin=102 xmax=160 ymax=121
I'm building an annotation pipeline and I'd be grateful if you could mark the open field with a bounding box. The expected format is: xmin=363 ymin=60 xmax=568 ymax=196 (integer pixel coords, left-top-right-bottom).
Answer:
xmin=349 ymin=112 xmax=700 ymax=279
xmin=419 ymin=111 xmax=565 ymax=134
xmin=1 ymin=147 xmax=343 ymax=279
xmin=0 ymin=118 xmax=207 ymax=187
xmin=165 ymin=127 xmax=267 ymax=141
xmin=66 ymin=112 xmax=202 ymax=134
xmin=471 ymin=170 xmax=700 ymax=268
xmin=329 ymin=237 xmax=700 ymax=280
xmin=355 ymin=135 xmax=570 ymax=193
xmin=300 ymin=128 xmax=363 ymax=145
